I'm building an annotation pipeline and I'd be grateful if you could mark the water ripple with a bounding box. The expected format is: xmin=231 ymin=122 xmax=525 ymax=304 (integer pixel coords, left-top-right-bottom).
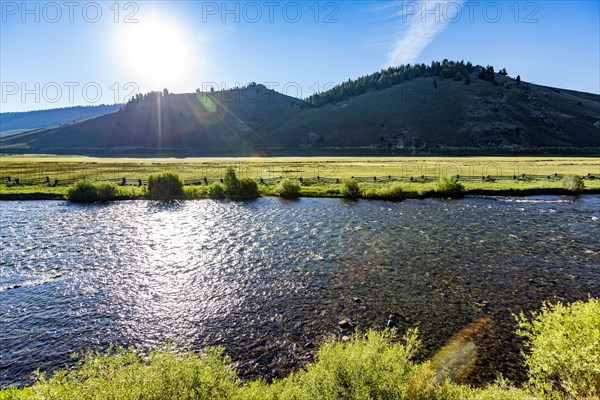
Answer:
xmin=1 ymin=196 xmax=599 ymax=386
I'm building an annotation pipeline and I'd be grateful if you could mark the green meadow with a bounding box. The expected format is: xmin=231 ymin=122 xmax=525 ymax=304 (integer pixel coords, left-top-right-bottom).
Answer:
xmin=1 ymin=156 xmax=598 ymax=199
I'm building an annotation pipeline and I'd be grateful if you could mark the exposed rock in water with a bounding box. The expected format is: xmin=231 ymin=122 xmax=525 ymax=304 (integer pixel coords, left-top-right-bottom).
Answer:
xmin=338 ymin=319 xmax=352 ymax=330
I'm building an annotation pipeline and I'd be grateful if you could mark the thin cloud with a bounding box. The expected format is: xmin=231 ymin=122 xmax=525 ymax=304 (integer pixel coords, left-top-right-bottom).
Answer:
xmin=385 ymin=0 xmax=464 ymax=67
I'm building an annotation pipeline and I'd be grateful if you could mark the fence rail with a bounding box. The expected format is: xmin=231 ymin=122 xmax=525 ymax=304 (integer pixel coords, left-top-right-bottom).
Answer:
xmin=2 ymin=173 xmax=597 ymax=187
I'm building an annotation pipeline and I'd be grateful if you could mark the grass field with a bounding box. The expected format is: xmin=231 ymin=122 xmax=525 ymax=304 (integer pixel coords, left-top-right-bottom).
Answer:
xmin=1 ymin=155 xmax=598 ymax=199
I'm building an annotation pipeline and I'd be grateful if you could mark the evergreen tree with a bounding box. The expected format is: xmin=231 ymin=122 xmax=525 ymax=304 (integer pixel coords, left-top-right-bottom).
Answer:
xmin=305 ymin=60 xmax=498 ymax=106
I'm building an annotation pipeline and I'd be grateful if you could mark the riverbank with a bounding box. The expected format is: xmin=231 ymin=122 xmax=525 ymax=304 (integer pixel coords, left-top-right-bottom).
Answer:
xmin=1 ymin=179 xmax=599 ymax=201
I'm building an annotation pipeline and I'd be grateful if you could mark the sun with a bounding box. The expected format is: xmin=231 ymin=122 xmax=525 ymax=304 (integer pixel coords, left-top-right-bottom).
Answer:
xmin=121 ymin=17 xmax=191 ymax=88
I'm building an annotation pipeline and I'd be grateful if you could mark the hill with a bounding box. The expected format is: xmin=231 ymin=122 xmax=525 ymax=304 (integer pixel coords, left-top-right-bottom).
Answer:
xmin=0 ymin=104 xmax=121 ymax=137
xmin=1 ymin=63 xmax=599 ymax=156
xmin=0 ymin=85 xmax=305 ymax=156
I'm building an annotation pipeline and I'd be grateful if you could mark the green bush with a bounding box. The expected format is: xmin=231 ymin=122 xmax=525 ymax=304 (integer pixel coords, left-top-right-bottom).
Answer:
xmin=563 ymin=174 xmax=585 ymax=192
xmin=278 ymin=329 xmax=422 ymax=399
xmin=67 ymin=180 xmax=97 ymax=202
xmin=147 ymin=171 xmax=184 ymax=200
xmin=67 ymin=180 xmax=117 ymax=203
xmin=236 ymin=178 xmax=259 ymax=199
xmin=434 ymin=176 xmax=465 ymax=198
xmin=208 ymin=182 xmax=226 ymax=199
xmin=340 ymin=178 xmax=361 ymax=198
xmin=516 ymin=298 xmax=600 ymax=399
xmin=278 ymin=179 xmax=301 ymax=198
xmin=1 ymin=346 xmax=239 ymax=400
xmin=223 ymin=167 xmax=239 ymax=197
xmin=223 ymin=168 xmax=259 ymax=200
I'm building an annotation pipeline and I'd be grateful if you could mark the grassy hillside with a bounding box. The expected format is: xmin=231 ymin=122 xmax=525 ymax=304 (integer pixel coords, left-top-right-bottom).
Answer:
xmin=0 ymin=104 xmax=121 ymax=136
xmin=277 ymin=75 xmax=600 ymax=153
xmin=0 ymin=85 xmax=303 ymax=156
xmin=1 ymin=64 xmax=599 ymax=156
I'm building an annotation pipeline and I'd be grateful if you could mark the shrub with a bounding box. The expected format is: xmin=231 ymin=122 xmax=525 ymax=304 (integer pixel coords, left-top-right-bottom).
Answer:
xmin=434 ymin=176 xmax=465 ymax=198
xmin=223 ymin=167 xmax=239 ymax=197
xmin=67 ymin=180 xmax=97 ymax=203
xmin=563 ymin=174 xmax=585 ymax=192
xmin=208 ymin=182 xmax=226 ymax=199
xmin=237 ymin=178 xmax=259 ymax=198
xmin=223 ymin=168 xmax=259 ymax=199
xmin=147 ymin=171 xmax=184 ymax=200
xmin=5 ymin=346 xmax=239 ymax=400
xmin=288 ymin=329 xmax=421 ymax=399
xmin=516 ymin=298 xmax=600 ymax=399
xmin=379 ymin=182 xmax=405 ymax=200
xmin=278 ymin=179 xmax=301 ymax=198
xmin=67 ymin=180 xmax=117 ymax=203
xmin=340 ymin=178 xmax=361 ymax=198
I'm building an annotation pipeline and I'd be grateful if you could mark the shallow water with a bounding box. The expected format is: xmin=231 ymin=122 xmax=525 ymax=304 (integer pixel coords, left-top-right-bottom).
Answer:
xmin=1 ymin=196 xmax=599 ymax=387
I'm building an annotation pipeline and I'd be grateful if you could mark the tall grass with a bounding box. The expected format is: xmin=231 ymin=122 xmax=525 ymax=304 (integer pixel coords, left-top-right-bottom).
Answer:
xmin=223 ymin=168 xmax=259 ymax=200
xmin=3 ymin=299 xmax=598 ymax=399
xmin=181 ymin=183 xmax=227 ymax=200
xmin=361 ymin=182 xmax=406 ymax=200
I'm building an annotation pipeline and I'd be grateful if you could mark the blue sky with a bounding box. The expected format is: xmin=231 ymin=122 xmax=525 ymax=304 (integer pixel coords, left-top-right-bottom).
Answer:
xmin=1 ymin=0 xmax=599 ymax=112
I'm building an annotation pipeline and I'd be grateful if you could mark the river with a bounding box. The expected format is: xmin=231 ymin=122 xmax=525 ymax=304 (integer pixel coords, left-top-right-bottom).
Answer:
xmin=1 ymin=196 xmax=598 ymax=387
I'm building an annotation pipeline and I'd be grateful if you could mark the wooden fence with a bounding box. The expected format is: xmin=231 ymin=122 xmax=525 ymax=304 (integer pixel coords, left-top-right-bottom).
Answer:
xmin=2 ymin=173 xmax=597 ymax=187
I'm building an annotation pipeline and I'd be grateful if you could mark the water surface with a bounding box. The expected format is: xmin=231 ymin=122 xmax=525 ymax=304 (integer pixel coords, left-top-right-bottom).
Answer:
xmin=1 ymin=196 xmax=599 ymax=386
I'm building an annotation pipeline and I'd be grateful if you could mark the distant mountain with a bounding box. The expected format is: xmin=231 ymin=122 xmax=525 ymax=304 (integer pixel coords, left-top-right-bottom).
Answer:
xmin=0 ymin=104 xmax=121 ymax=137
xmin=2 ymin=63 xmax=599 ymax=156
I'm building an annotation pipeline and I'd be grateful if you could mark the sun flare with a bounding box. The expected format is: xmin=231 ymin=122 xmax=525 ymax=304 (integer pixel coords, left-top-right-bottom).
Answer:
xmin=121 ymin=17 xmax=191 ymax=87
